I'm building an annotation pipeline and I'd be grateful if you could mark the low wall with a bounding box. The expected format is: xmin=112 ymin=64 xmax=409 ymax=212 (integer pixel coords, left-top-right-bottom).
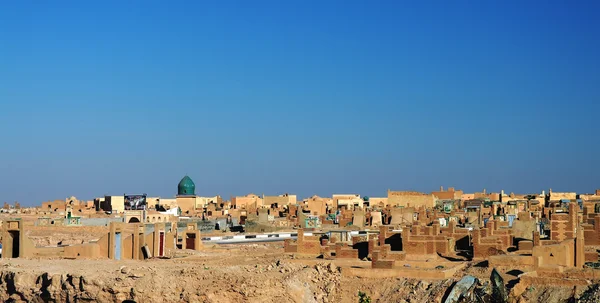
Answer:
xmin=63 ymin=243 xmax=102 ymax=259
xmin=178 ymin=220 xmax=218 ymax=233
xmin=80 ymin=218 xmax=124 ymax=226
xmin=343 ymin=262 xmax=465 ymax=279
xmin=33 ymin=247 xmax=65 ymax=258
xmin=489 ymin=255 xmax=535 ymax=268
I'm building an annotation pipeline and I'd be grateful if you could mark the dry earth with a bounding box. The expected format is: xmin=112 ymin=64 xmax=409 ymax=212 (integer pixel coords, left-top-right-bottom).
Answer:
xmin=0 ymin=243 xmax=598 ymax=302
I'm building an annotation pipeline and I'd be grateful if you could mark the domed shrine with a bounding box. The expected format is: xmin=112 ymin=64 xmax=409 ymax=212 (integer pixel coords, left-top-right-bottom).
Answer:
xmin=178 ymin=175 xmax=196 ymax=196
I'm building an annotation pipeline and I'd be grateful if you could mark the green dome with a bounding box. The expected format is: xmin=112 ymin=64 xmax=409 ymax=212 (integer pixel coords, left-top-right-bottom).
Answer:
xmin=178 ymin=176 xmax=196 ymax=196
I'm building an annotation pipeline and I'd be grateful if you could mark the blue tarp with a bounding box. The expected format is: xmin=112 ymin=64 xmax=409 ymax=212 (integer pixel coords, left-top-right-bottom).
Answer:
xmin=507 ymin=215 xmax=516 ymax=227
xmin=444 ymin=276 xmax=478 ymax=303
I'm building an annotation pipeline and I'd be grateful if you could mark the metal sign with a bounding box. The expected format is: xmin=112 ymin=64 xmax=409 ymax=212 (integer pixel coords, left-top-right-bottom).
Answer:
xmin=125 ymin=194 xmax=147 ymax=210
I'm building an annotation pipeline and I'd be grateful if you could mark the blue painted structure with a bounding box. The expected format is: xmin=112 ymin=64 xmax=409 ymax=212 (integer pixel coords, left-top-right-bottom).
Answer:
xmin=114 ymin=232 xmax=121 ymax=260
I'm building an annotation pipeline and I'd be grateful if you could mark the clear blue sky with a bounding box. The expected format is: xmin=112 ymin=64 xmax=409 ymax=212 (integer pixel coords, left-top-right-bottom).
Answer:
xmin=1 ymin=1 xmax=599 ymax=205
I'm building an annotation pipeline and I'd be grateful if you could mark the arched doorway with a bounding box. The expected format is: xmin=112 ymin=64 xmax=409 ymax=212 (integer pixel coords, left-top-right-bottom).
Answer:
xmin=128 ymin=217 xmax=140 ymax=223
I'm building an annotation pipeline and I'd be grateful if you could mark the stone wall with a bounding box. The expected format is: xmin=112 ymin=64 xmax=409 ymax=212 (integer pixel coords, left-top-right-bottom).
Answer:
xmin=264 ymin=195 xmax=296 ymax=206
xmin=387 ymin=190 xmax=437 ymax=208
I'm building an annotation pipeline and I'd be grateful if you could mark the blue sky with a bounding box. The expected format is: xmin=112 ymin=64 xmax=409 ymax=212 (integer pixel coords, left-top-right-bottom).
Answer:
xmin=1 ymin=1 xmax=599 ymax=205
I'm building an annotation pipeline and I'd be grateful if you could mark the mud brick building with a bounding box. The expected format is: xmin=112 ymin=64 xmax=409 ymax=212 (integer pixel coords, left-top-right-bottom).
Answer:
xmin=531 ymin=227 xmax=587 ymax=271
xmin=371 ymin=243 xmax=407 ymax=269
xmin=401 ymin=222 xmax=455 ymax=256
xmin=440 ymin=220 xmax=472 ymax=250
xmin=387 ymin=190 xmax=437 ymax=208
xmin=582 ymin=215 xmax=600 ymax=246
xmin=550 ymin=202 xmax=579 ymax=241
xmin=472 ymin=219 xmax=514 ymax=259
xmin=1 ymin=220 xmax=202 ymax=260
xmin=283 ymin=229 xmax=321 ymax=255
xmin=335 ymin=243 xmax=359 ymax=259
xmin=338 ymin=209 xmax=353 ymax=227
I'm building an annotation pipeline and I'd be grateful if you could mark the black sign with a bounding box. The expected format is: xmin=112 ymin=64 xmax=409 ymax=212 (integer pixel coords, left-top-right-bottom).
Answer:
xmin=125 ymin=194 xmax=147 ymax=210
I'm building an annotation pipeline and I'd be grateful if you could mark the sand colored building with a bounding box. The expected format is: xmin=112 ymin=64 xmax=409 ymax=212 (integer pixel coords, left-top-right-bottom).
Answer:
xmin=431 ymin=186 xmax=463 ymax=200
xmin=579 ymin=189 xmax=600 ymax=201
xmin=387 ymin=190 xmax=437 ymax=208
xmin=499 ymin=190 xmax=528 ymax=203
xmin=151 ymin=195 xmax=218 ymax=212
xmin=472 ymin=219 xmax=513 ymax=259
xmin=10 ymin=174 xmax=600 ymax=298
xmin=335 ymin=195 xmax=363 ymax=210
xmin=583 ymin=215 xmax=600 ymax=246
xmin=549 ymin=202 xmax=579 ymax=241
xmin=2 ymin=219 xmax=36 ymax=258
xmin=332 ymin=194 xmax=360 ymax=209
xmin=175 ymin=176 xmax=202 ymax=214
xmin=101 ymin=195 xmax=125 ymax=213
xmin=152 ymin=197 xmax=178 ymax=210
xmin=123 ymin=210 xmax=178 ymax=224
xmin=264 ymin=193 xmax=297 ymax=206
xmin=232 ymin=194 xmax=263 ymax=211
xmin=41 ymin=200 xmax=68 ymax=212
xmin=488 ymin=202 xmax=593 ymax=274
xmin=1 ymin=220 xmax=202 ymax=260
xmin=467 ymin=189 xmax=501 ymax=201
xmin=303 ymin=195 xmax=330 ymax=216
xmin=401 ymin=222 xmax=456 ymax=256
xmin=368 ymin=197 xmax=388 ymax=208
xmin=197 ymin=196 xmax=223 ymax=208
xmin=547 ymin=189 xmax=577 ymax=202
xmin=461 ymin=193 xmax=475 ymax=200
xmin=41 ymin=197 xmax=95 ymax=213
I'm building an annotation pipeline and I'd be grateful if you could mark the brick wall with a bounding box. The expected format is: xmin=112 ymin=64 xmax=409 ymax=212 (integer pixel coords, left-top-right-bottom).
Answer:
xmin=335 ymin=244 xmax=359 ymax=259
xmin=550 ymin=213 xmax=575 ymax=241
xmin=473 ymin=228 xmax=505 ymax=259
xmin=371 ymin=244 xmax=405 ymax=269
xmin=402 ymin=228 xmax=454 ymax=255
xmin=283 ymin=229 xmax=322 ymax=255
xmin=583 ymin=215 xmax=600 ymax=246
